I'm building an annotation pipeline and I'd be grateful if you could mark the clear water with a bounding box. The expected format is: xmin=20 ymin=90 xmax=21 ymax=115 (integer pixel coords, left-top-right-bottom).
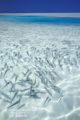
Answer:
xmin=0 ymin=15 xmax=80 ymax=120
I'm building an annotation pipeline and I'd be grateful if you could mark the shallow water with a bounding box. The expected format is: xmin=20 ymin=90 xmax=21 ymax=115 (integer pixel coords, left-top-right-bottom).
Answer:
xmin=0 ymin=15 xmax=80 ymax=120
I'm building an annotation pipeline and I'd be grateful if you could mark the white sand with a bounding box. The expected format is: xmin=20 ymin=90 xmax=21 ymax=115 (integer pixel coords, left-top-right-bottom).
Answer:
xmin=0 ymin=19 xmax=80 ymax=120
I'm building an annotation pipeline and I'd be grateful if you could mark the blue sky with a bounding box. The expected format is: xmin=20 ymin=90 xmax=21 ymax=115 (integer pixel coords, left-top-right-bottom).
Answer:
xmin=0 ymin=0 xmax=80 ymax=13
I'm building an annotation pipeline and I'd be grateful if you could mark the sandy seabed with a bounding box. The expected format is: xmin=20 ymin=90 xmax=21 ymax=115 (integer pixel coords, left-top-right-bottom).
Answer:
xmin=0 ymin=18 xmax=80 ymax=120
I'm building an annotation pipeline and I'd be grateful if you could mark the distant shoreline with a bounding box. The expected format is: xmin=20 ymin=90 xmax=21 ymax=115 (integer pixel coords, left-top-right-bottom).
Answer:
xmin=0 ymin=13 xmax=80 ymax=17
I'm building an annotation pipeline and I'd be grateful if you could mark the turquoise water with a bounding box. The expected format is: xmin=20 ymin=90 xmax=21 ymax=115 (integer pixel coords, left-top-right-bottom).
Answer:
xmin=0 ymin=15 xmax=80 ymax=120
xmin=0 ymin=15 xmax=80 ymax=24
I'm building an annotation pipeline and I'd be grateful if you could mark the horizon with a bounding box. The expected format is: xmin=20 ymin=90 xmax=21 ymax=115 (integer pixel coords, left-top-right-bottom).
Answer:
xmin=0 ymin=13 xmax=80 ymax=18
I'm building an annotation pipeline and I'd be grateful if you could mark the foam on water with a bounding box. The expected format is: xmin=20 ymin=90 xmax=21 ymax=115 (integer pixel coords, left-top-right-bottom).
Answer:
xmin=0 ymin=16 xmax=80 ymax=120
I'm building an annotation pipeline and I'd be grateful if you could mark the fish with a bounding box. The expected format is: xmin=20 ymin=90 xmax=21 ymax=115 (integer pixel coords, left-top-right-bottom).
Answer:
xmin=17 ymin=82 xmax=25 ymax=86
xmin=0 ymin=91 xmax=11 ymax=100
xmin=44 ymin=96 xmax=51 ymax=105
xmin=30 ymin=94 xmax=40 ymax=99
xmin=11 ymin=92 xmax=18 ymax=102
xmin=20 ymin=88 xmax=30 ymax=92
xmin=48 ymin=81 xmax=62 ymax=94
xmin=8 ymin=99 xmax=20 ymax=108
xmin=3 ymin=99 xmax=11 ymax=103
xmin=52 ymin=85 xmax=62 ymax=94
xmin=44 ymin=87 xmax=52 ymax=97
xmin=18 ymin=104 xmax=25 ymax=109
xmin=4 ymin=68 xmax=9 ymax=76
xmin=2 ymin=80 xmax=10 ymax=89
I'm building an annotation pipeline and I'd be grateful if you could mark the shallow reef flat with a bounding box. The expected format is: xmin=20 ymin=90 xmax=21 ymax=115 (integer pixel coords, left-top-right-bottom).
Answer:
xmin=0 ymin=16 xmax=80 ymax=120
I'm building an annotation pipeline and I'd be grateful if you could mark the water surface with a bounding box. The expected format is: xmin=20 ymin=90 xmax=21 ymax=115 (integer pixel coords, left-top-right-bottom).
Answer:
xmin=0 ymin=15 xmax=80 ymax=120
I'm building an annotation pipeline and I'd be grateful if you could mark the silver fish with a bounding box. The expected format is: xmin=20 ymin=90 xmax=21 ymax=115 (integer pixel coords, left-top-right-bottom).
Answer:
xmin=8 ymin=99 xmax=20 ymax=108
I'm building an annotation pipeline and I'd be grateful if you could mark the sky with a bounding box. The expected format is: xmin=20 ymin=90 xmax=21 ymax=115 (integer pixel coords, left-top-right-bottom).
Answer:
xmin=0 ymin=0 xmax=80 ymax=13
